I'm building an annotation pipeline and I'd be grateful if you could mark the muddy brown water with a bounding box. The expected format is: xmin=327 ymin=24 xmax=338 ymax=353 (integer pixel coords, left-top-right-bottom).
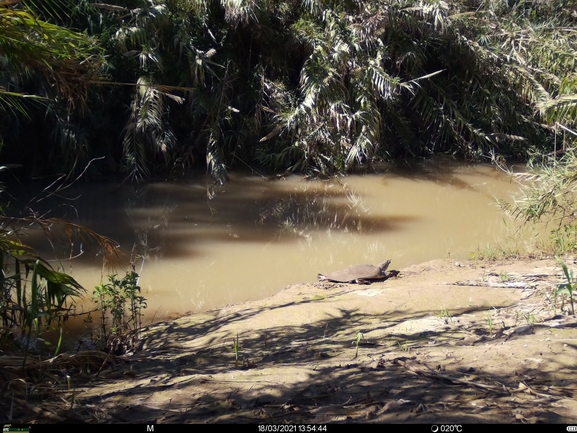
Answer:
xmin=11 ymin=158 xmax=532 ymax=325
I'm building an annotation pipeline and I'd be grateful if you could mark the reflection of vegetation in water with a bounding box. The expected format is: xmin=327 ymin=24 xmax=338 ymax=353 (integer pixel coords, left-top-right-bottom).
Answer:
xmin=189 ymin=283 xmax=207 ymax=312
xmin=124 ymin=186 xmax=175 ymax=263
xmin=259 ymin=183 xmax=369 ymax=236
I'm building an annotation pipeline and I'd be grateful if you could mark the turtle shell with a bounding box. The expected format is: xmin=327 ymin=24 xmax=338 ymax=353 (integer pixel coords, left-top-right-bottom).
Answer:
xmin=317 ymin=260 xmax=391 ymax=283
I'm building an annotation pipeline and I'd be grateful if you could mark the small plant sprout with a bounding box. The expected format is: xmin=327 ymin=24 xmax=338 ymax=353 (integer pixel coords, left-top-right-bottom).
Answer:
xmin=354 ymin=332 xmax=364 ymax=358
xmin=438 ymin=306 xmax=451 ymax=324
xmin=398 ymin=340 xmax=410 ymax=352
xmin=499 ymin=272 xmax=510 ymax=282
xmin=525 ymin=312 xmax=537 ymax=325
xmin=486 ymin=311 xmax=494 ymax=335
xmin=556 ymin=257 xmax=576 ymax=315
xmin=92 ymin=269 xmax=146 ymax=351
xmin=233 ymin=333 xmax=240 ymax=367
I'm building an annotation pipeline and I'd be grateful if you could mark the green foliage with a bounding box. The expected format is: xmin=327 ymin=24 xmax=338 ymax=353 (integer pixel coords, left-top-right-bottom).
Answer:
xmin=122 ymin=76 xmax=183 ymax=181
xmin=0 ymin=210 xmax=121 ymax=355
xmin=0 ymin=156 xmax=123 ymax=357
xmin=0 ymin=0 xmax=107 ymax=178
xmin=0 ymin=244 xmax=85 ymax=347
xmin=92 ymin=270 xmax=147 ymax=351
xmin=501 ymin=140 xmax=577 ymax=255
xmin=2 ymin=0 xmax=577 ymax=179
xmin=556 ymin=257 xmax=575 ymax=315
xmin=0 ymin=0 xmax=105 ymax=109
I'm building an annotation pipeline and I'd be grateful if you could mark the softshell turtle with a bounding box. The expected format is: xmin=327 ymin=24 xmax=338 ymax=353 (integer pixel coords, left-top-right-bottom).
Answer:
xmin=317 ymin=259 xmax=394 ymax=284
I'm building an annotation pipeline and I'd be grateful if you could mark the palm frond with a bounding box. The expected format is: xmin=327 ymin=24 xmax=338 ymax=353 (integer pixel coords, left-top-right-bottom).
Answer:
xmin=221 ymin=0 xmax=257 ymax=26
xmin=540 ymin=94 xmax=577 ymax=126
xmin=206 ymin=126 xmax=228 ymax=183
xmin=122 ymin=76 xmax=180 ymax=180
xmin=0 ymin=2 xmax=105 ymax=110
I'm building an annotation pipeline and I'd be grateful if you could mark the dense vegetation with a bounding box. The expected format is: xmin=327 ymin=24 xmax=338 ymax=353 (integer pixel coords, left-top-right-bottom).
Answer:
xmin=1 ymin=0 xmax=576 ymax=182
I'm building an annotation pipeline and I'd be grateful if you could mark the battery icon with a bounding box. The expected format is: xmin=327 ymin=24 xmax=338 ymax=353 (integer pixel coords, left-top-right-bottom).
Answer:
xmin=567 ymin=427 xmax=577 ymax=432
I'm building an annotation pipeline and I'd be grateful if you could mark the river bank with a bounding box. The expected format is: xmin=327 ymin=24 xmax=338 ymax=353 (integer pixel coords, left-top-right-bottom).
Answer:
xmin=4 ymin=255 xmax=575 ymax=424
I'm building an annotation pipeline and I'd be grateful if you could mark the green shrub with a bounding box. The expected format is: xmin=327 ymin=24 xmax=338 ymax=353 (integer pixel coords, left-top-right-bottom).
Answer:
xmin=92 ymin=269 xmax=147 ymax=353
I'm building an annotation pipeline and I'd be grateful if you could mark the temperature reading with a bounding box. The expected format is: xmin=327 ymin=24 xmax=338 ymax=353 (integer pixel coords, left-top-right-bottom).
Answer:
xmin=431 ymin=426 xmax=462 ymax=433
